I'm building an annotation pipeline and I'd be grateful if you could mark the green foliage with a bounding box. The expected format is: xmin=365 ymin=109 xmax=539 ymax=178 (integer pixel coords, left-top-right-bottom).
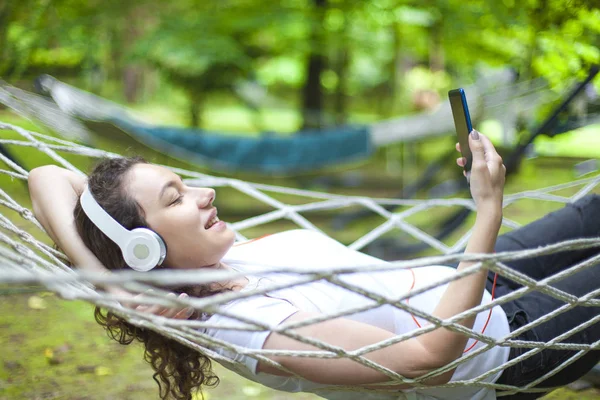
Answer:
xmin=0 ymin=0 xmax=598 ymax=126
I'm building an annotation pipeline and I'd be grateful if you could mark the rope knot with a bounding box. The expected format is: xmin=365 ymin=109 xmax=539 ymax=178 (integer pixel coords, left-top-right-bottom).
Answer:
xmin=19 ymin=208 xmax=34 ymax=219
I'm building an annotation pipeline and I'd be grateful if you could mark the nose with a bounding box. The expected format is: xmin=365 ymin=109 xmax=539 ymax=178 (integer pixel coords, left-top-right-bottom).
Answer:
xmin=196 ymin=188 xmax=216 ymax=208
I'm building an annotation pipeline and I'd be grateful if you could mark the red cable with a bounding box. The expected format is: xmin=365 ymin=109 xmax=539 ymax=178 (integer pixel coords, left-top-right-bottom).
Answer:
xmin=407 ymin=268 xmax=498 ymax=353
xmin=233 ymin=234 xmax=272 ymax=247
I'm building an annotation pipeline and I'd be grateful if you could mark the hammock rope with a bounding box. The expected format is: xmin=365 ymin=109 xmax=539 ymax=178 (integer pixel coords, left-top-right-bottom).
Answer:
xmin=1 ymin=120 xmax=600 ymax=397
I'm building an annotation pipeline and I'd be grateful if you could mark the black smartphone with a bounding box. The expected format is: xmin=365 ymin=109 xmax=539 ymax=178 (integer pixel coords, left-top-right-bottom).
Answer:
xmin=448 ymin=88 xmax=473 ymax=174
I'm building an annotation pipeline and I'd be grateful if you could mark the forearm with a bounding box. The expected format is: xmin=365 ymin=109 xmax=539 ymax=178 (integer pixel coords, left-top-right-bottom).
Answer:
xmin=417 ymin=204 xmax=502 ymax=366
xmin=28 ymin=166 xmax=108 ymax=275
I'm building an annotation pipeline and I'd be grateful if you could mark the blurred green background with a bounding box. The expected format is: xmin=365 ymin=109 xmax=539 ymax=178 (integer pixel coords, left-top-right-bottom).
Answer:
xmin=1 ymin=0 xmax=600 ymax=399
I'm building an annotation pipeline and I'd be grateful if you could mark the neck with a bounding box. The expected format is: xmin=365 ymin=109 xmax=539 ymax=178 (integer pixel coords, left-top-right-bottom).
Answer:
xmin=214 ymin=261 xmax=248 ymax=291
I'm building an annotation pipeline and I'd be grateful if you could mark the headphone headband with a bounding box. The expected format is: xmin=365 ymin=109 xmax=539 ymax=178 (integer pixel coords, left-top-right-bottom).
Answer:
xmin=80 ymin=186 xmax=130 ymax=245
xmin=79 ymin=186 xmax=167 ymax=271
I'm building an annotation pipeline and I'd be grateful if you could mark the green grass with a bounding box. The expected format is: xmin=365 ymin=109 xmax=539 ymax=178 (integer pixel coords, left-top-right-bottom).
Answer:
xmin=0 ymin=291 xmax=317 ymax=400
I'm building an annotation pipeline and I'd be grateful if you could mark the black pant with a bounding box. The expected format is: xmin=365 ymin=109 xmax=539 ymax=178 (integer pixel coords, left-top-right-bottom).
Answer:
xmin=487 ymin=194 xmax=600 ymax=399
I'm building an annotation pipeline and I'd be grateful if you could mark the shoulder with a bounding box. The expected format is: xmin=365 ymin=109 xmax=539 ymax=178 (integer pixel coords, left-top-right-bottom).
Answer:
xmin=205 ymin=295 xmax=300 ymax=334
xmin=203 ymin=295 xmax=301 ymax=374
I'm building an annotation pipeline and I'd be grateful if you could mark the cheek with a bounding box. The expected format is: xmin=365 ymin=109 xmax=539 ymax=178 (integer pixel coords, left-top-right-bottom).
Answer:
xmin=160 ymin=210 xmax=200 ymax=235
xmin=151 ymin=216 xmax=198 ymax=253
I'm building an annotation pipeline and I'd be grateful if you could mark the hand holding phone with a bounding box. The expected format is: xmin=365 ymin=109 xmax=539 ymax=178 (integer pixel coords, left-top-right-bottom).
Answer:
xmin=448 ymin=89 xmax=507 ymax=206
xmin=448 ymin=88 xmax=473 ymax=178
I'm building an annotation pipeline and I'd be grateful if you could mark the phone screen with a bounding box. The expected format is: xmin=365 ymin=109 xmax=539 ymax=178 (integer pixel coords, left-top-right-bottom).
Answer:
xmin=448 ymin=88 xmax=473 ymax=173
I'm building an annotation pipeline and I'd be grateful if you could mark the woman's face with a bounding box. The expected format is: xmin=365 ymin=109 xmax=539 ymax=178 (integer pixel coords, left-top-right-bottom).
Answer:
xmin=125 ymin=163 xmax=236 ymax=269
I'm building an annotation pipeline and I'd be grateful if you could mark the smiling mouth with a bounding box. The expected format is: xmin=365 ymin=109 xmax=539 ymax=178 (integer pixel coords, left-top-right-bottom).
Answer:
xmin=205 ymin=214 xmax=220 ymax=229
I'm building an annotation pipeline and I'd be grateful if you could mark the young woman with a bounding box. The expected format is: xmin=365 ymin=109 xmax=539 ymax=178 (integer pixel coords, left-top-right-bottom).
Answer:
xmin=28 ymin=131 xmax=600 ymax=400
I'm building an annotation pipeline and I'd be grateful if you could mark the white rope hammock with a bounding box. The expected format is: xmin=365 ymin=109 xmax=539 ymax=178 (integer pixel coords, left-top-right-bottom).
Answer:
xmin=1 ymin=120 xmax=600 ymax=398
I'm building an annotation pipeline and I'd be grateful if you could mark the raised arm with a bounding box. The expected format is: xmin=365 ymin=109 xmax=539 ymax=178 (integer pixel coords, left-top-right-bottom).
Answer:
xmin=259 ymin=131 xmax=505 ymax=386
xmin=28 ymin=165 xmax=109 ymax=275
xmin=419 ymin=131 xmax=504 ymax=363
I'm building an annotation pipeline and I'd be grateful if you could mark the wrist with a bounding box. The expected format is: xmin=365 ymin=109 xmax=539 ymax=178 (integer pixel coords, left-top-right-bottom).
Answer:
xmin=475 ymin=199 xmax=502 ymax=222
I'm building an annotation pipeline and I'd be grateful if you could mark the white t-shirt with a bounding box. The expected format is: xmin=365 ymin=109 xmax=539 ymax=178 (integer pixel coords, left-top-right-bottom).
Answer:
xmin=203 ymin=229 xmax=510 ymax=400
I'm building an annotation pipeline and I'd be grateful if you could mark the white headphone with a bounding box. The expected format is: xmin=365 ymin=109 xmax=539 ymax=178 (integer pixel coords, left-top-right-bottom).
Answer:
xmin=80 ymin=186 xmax=167 ymax=272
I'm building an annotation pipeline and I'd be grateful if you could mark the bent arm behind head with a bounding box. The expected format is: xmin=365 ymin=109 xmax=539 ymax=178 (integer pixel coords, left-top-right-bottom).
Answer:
xmin=28 ymin=165 xmax=109 ymax=276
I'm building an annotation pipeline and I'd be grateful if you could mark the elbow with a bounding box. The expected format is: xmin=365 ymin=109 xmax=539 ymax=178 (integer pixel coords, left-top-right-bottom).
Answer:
xmin=28 ymin=166 xmax=63 ymax=214
xmin=430 ymin=369 xmax=454 ymax=385
xmin=28 ymin=165 xmax=51 ymax=196
xmin=28 ymin=165 xmax=73 ymax=193
xmin=411 ymin=350 xmax=455 ymax=385
xmin=28 ymin=165 xmax=59 ymax=189
xmin=411 ymin=363 xmax=454 ymax=385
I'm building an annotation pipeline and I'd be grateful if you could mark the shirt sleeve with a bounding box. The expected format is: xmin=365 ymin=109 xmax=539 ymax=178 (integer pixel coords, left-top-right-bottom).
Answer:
xmin=203 ymin=295 xmax=300 ymax=375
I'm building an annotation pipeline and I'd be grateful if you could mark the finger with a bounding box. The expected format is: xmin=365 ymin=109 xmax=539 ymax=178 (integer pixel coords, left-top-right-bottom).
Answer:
xmin=477 ymin=132 xmax=500 ymax=162
xmin=455 ymin=142 xmax=461 ymax=153
xmin=163 ymin=293 xmax=192 ymax=319
xmin=162 ymin=307 xmax=184 ymax=319
xmin=129 ymin=289 xmax=155 ymax=307
xmin=468 ymin=130 xmax=486 ymax=165
xmin=144 ymin=304 xmax=167 ymax=315
xmin=174 ymin=307 xmax=195 ymax=320
xmin=158 ymin=293 xmax=180 ymax=316
xmin=456 ymin=157 xmax=466 ymax=167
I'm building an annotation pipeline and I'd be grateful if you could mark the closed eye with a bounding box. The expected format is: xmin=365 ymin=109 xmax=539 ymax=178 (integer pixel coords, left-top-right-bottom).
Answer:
xmin=170 ymin=195 xmax=183 ymax=206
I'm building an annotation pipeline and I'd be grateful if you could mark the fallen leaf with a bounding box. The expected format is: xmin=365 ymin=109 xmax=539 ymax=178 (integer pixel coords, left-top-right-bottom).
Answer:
xmin=44 ymin=348 xmax=54 ymax=359
xmin=242 ymin=386 xmax=261 ymax=397
xmin=28 ymin=296 xmax=47 ymax=310
xmin=192 ymin=391 xmax=209 ymax=400
xmin=95 ymin=366 xmax=112 ymax=376
xmin=44 ymin=348 xmax=62 ymax=365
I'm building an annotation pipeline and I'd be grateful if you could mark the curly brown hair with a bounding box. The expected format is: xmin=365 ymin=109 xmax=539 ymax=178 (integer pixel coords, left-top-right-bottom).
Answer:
xmin=73 ymin=157 xmax=223 ymax=400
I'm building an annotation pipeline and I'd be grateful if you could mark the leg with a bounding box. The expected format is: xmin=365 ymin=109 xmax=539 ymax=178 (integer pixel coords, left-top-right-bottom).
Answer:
xmin=494 ymin=195 xmax=600 ymax=394
xmin=498 ymin=264 xmax=600 ymax=394
xmin=494 ymin=194 xmax=600 ymax=289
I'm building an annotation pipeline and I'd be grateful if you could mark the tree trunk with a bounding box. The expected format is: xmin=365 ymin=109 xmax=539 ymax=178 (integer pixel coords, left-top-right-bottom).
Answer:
xmin=123 ymin=66 xmax=143 ymax=103
xmin=121 ymin=5 xmax=144 ymax=103
xmin=333 ymin=48 xmax=349 ymax=125
xmin=429 ymin=19 xmax=444 ymax=72
xmin=189 ymin=94 xmax=203 ymax=128
xmin=301 ymin=0 xmax=327 ymax=131
xmin=333 ymin=14 xmax=349 ymax=125
xmin=384 ymin=22 xmax=403 ymax=118
xmin=0 ymin=1 xmax=15 ymax=76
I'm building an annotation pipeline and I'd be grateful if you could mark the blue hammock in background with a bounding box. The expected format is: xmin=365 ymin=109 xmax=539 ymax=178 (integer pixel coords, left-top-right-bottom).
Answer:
xmin=0 ymin=73 xmax=516 ymax=174
xmin=112 ymin=117 xmax=372 ymax=173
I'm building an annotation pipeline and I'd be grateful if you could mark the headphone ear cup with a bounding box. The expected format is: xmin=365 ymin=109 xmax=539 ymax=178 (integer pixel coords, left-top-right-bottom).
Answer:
xmin=123 ymin=228 xmax=168 ymax=272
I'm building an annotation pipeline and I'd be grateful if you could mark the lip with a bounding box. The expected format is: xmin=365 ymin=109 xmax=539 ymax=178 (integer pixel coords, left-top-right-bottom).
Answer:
xmin=204 ymin=208 xmax=218 ymax=229
xmin=209 ymin=220 xmax=226 ymax=231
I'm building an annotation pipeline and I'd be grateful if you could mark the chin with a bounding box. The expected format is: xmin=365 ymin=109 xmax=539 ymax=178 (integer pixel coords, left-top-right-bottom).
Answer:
xmin=224 ymin=228 xmax=236 ymax=243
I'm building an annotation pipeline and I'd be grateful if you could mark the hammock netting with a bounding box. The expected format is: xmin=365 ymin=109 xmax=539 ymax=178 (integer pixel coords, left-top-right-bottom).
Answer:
xmin=1 ymin=120 xmax=600 ymax=398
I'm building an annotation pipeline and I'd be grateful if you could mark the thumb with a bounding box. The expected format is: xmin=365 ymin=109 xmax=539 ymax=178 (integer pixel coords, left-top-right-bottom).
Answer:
xmin=469 ymin=130 xmax=485 ymax=164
